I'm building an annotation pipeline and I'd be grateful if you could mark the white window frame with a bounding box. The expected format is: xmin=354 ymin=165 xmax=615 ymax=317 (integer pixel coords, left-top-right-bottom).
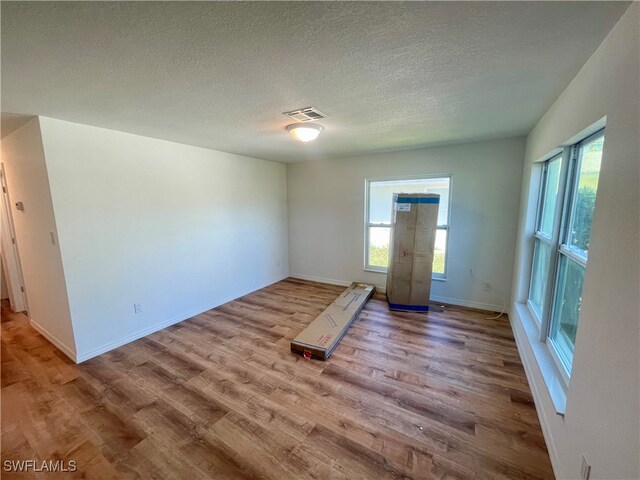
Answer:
xmin=527 ymin=128 xmax=604 ymax=381
xmin=527 ymin=152 xmax=567 ymax=327
xmin=364 ymin=174 xmax=452 ymax=280
xmin=547 ymin=129 xmax=604 ymax=377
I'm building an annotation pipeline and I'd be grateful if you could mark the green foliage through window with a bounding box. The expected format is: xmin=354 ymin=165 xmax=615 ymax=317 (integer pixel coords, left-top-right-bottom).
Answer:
xmin=369 ymin=245 xmax=445 ymax=274
xmin=570 ymin=185 xmax=596 ymax=253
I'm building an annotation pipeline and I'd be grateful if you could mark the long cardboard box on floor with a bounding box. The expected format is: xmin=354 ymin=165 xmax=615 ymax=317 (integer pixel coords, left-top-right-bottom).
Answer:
xmin=291 ymin=282 xmax=375 ymax=360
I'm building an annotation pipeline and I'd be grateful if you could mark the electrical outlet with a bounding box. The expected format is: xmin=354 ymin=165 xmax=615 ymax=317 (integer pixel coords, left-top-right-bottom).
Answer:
xmin=134 ymin=303 xmax=143 ymax=314
xmin=580 ymin=455 xmax=591 ymax=480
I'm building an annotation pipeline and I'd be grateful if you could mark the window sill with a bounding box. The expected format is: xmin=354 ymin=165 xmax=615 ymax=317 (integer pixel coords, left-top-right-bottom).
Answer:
xmin=512 ymin=302 xmax=567 ymax=416
xmin=363 ymin=267 xmax=447 ymax=281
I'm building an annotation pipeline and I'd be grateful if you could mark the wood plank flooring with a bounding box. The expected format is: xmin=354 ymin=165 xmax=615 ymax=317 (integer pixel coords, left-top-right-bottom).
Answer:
xmin=1 ymin=278 xmax=554 ymax=479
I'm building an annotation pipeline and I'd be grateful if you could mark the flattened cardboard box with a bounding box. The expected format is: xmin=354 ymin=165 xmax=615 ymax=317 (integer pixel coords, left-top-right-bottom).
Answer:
xmin=291 ymin=282 xmax=375 ymax=360
xmin=386 ymin=193 xmax=440 ymax=312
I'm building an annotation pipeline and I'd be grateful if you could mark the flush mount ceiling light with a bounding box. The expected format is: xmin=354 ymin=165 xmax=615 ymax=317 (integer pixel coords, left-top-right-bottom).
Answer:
xmin=286 ymin=123 xmax=324 ymax=143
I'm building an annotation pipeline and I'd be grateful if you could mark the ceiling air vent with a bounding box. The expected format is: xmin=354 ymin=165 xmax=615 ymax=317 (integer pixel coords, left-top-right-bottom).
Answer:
xmin=283 ymin=107 xmax=328 ymax=122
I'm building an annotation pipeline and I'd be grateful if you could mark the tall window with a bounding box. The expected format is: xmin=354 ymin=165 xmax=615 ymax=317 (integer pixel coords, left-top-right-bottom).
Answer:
xmin=365 ymin=176 xmax=451 ymax=277
xmin=528 ymin=130 xmax=604 ymax=376
xmin=529 ymin=154 xmax=563 ymax=320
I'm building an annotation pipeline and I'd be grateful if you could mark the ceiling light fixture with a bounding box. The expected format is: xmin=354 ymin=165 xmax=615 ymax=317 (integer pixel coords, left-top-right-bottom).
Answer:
xmin=286 ymin=123 xmax=323 ymax=143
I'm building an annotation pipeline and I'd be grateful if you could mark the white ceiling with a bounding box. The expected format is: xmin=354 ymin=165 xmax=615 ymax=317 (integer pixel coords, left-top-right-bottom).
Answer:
xmin=1 ymin=2 xmax=629 ymax=162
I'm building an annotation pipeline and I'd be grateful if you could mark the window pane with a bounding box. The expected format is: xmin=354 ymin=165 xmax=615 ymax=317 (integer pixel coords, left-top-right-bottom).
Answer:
xmin=528 ymin=239 xmax=551 ymax=318
xmin=369 ymin=184 xmax=394 ymax=224
xmin=368 ymin=226 xmax=390 ymax=268
xmin=370 ymin=177 xmax=450 ymax=225
xmin=433 ymin=229 xmax=447 ymax=274
xmin=539 ymin=157 xmax=562 ymax=236
xmin=549 ymin=255 xmax=585 ymax=371
xmin=567 ymin=135 xmax=603 ymax=255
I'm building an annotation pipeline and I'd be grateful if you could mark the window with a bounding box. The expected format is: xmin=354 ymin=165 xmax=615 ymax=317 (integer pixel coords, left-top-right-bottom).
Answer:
xmin=528 ymin=154 xmax=562 ymax=320
xmin=527 ymin=130 xmax=604 ymax=377
xmin=365 ymin=176 xmax=451 ymax=277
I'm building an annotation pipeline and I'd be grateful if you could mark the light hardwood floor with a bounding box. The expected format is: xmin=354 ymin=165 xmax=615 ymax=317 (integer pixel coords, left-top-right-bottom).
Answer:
xmin=1 ymin=279 xmax=554 ymax=479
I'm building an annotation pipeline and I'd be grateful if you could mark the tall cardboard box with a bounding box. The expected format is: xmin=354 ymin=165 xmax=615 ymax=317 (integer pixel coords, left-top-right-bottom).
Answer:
xmin=386 ymin=193 xmax=440 ymax=311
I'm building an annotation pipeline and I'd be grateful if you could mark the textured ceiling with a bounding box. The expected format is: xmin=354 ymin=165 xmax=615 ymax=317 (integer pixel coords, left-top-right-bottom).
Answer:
xmin=1 ymin=2 xmax=629 ymax=162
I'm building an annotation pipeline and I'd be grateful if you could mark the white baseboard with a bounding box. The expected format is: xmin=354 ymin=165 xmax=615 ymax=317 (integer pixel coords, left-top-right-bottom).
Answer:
xmin=75 ymin=305 xmax=208 ymax=363
xmin=75 ymin=274 xmax=289 ymax=364
xmin=290 ymin=273 xmax=504 ymax=312
xmin=29 ymin=318 xmax=77 ymax=362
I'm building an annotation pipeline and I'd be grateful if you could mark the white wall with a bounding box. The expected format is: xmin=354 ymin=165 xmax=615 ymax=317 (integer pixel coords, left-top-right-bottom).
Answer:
xmin=0 ymin=118 xmax=77 ymax=356
xmin=287 ymin=137 xmax=525 ymax=310
xmin=38 ymin=117 xmax=289 ymax=361
xmin=510 ymin=4 xmax=639 ymax=479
